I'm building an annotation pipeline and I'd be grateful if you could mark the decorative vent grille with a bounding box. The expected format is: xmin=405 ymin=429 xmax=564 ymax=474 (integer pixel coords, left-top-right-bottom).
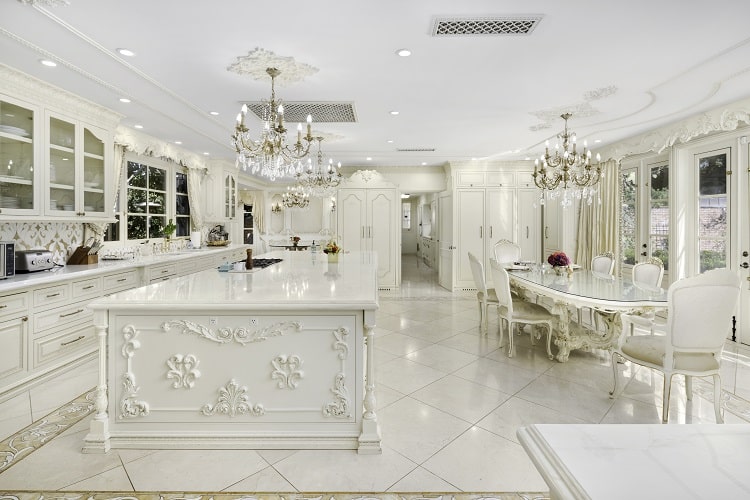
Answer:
xmin=431 ymin=16 xmax=542 ymax=36
xmin=396 ymin=148 xmax=436 ymax=152
xmin=244 ymin=102 xmax=357 ymax=123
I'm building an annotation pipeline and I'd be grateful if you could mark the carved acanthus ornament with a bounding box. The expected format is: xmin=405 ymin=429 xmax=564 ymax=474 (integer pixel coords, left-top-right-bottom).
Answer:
xmin=166 ymin=354 xmax=201 ymax=389
xmin=323 ymin=327 xmax=352 ymax=419
xmin=201 ymin=379 xmax=265 ymax=417
xmin=271 ymin=354 xmax=304 ymax=389
xmin=161 ymin=319 xmax=302 ymax=345
xmin=119 ymin=325 xmax=149 ymax=419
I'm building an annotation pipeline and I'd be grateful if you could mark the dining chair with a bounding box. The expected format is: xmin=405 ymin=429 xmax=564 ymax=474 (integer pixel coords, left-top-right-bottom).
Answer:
xmin=468 ymin=252 xmax=498 ymax=334
xmin=609 ymin=268 xmax=741 ymax=423
xmin=490 ymin=258 xmax=557 ymax=359
xmin=580 ymin=251 xmax=616 ymax=329
xmin=493 ymin=239 xmax=521 ymax=264
xmin=621 ymin=257 xmax=665 ymax=336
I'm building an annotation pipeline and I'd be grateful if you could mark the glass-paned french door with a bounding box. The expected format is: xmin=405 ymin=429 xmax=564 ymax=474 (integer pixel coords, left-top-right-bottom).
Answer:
xmin=696 ymin=148 xmax=730 ymax=272
xmin=620 ymin=157 xmax=670 ymax=280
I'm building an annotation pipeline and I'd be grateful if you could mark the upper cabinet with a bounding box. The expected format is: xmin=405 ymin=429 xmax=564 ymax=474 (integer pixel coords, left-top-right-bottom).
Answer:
xmin=224 ymin=171 xmax=237 ymax=220
xmin=203 ymin=166 xmax=238 ymax=222
xmin=47 ymin=112 xmax=110 ymax=218
xmin=0 ymin=97 xmax=38 ymax=215
xmin=0 ymin=65 xmax=120 ymax=222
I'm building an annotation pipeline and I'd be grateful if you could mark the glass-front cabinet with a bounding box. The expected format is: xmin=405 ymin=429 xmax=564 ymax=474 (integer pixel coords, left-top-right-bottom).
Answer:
xmin=47 ymin=112 xmax=107 ymax=217
xmin=224 ymin=171 xmax=236 ymax=219
xmin=0 ymin=98 xmax=38 ymax=215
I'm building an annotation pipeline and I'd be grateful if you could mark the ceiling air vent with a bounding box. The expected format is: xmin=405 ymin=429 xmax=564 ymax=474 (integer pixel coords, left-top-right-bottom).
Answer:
xmin=243 ymin=101 xmax=357 ymax=123
xmin=431 ymin=15 xmax=542 ymax=36
xmin=396 ymin=148 xmax=436 ymax=152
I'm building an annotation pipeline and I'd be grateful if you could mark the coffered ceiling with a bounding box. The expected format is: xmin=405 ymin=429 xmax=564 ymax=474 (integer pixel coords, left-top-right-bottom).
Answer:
xmin=3 ymin=0 xmax=750 ymax=178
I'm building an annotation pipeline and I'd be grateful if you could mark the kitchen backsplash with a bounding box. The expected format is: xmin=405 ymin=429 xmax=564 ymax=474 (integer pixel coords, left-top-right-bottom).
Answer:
xmin=0 ymin=222 xmax=83 ymax=264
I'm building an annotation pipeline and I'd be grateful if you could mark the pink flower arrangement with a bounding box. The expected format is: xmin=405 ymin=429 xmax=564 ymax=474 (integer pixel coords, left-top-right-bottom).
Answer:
xmin=291 ymin=236 xmax=301 ymax=244
xmin=547 ymin=251 xmax=570 ymax=267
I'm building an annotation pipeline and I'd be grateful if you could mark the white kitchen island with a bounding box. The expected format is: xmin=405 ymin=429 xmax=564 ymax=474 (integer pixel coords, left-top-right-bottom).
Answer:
xmin=82 ymin=250 xmax=381 ymax=454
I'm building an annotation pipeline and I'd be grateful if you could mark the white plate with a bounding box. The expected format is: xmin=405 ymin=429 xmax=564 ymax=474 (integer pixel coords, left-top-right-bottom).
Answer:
xmin=0 ymin=125 xmax=30 ymax=137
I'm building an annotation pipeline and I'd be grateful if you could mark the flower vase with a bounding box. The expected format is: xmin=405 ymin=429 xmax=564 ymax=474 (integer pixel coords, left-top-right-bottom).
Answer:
xmin=327 ymin=253 xmax=339 ymax=263
xmin=553 ymin=266 xmax=564 ymax=276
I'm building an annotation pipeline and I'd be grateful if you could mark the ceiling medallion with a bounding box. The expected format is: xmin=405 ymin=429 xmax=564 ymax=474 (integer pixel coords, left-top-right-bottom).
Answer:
xmin=529 ymin=86 xmax=617 ymax=131
xmin=227 ymin=48 xmax=318 ymax=85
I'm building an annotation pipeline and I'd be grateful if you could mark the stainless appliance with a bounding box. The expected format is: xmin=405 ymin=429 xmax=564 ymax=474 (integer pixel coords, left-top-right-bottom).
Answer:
xmin=0 ymin=241 xmax=15 ymax=279
xmin=15 ymin=249 xmax=55 ymax=273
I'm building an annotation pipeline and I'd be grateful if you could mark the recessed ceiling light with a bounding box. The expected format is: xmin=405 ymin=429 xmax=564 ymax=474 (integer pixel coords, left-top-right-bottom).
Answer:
xmin=386 ymin=139 xmax=394 ymax=144
xmin=471 ymin=157 xmax=478 ymax=161
xmin=421 ymin=162 xmax=427 ymax=166
xmin=117 ymin=48 xmax=135 ymax=57
xmin=134 ymin=124 xmax=143 ymax=129
xmin=40 ymin=59 xmax=57 ymax=67
xmin=175 ymin=141 xmax=182 ymax=145
xmin=366 ymin=157 xmax=372 ymax=161
xmin=389 ymin=111 xmax=399 ymax=116
xmin=203 ymin=152 xmax=210 ymax=156
xmin=524 ymin=156 xmax=531 ymax=160
xmin=209 ymin=111 xmax=219 ymax=116
xmin=119 ymin=98 xmax=131 ymax=103
xmin=396 ymin=48 xmax=412 ymax=57
xmin=594 ymin=139 xmax=602 ymax=143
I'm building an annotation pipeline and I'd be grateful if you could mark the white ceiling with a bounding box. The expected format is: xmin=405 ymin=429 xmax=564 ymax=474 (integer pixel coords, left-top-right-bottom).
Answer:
xmin=3 ymin=0 xmax=750 ymax=180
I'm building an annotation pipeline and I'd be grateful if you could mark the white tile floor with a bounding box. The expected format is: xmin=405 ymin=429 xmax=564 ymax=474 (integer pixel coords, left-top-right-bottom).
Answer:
xmin=1 ymin=254 xmax=750 ymax=493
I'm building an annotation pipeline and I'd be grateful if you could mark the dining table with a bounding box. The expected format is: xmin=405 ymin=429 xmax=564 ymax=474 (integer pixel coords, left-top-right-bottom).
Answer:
xmin=507 ymin=266 xmax=668 ymax=362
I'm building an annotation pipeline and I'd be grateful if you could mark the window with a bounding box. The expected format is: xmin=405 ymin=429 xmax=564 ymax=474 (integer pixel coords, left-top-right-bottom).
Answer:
xmin=649 ymin=164 xmax=669 ymax=270
xmin=243 ymin=204 xmax=254 ymax=244
xmin=621 ymin=169 xmax=637 ymax=266
xmin=402 ymin=202 xmax=411 ymax=230
xmin=697 ymin=149 xmax=729 ymax=272
xmin=121 ymin=156 xmax=191 ymax=241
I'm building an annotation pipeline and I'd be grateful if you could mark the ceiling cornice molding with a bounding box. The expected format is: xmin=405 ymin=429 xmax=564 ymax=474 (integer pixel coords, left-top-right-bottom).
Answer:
xmin=0 ymin=63 xmax=122 ymax=129
xmin=598 ymin=97 xmax=750 ymax=161
xmin=448 ymin=160 xmax=533 ymax=171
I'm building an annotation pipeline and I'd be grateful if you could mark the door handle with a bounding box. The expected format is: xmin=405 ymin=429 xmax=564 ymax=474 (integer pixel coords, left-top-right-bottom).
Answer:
xmin=741 ymin=262 xmax=749 ymax=269
xmin=490 ymin=226 xmax=493 ymax=238
xmin=545 ymin=227 xmax=549 ymax=238
xmin=641 ymin=252 xmax=648 ymax=257
xmin=526 ymin=226 xmax=529 ymax=238
xmin=480 ymin=226 xmax=483 ymax=238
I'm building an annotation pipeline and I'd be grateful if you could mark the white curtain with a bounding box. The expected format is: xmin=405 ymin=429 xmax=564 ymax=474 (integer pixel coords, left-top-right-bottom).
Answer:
xmin=576 ymin=159 xmax=620 ymax=272
xmin=187 ymin=168 xmax=206 ymax=232
xmin=84 ymin=143 xmax=127 ymax=243
xmin=239 ymin=190 xmax=266 ymax=234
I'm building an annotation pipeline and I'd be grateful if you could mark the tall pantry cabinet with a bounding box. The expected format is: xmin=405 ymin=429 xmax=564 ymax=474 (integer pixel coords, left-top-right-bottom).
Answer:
xmin=336 ymin=170 xmax=400 ymax=289
xmin=450 ymin=167 xmax=542 ymax=289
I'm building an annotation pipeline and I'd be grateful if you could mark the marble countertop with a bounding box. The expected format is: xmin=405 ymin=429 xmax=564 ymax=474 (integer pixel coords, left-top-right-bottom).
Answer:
xmin=518 ymin=423 xmax=750 ymax=499
xmin=0 ymin=244 xmax=249 ymax=294
xmin=88 ymin=250 xmax=379 ymax=312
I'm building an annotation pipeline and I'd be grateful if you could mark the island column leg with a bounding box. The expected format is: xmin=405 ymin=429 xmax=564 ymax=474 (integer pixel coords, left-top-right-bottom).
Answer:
xmin=82 ymin=310 xmax=111 ymax=453
xmin=358 ymin=317 xmax=382 ymax=454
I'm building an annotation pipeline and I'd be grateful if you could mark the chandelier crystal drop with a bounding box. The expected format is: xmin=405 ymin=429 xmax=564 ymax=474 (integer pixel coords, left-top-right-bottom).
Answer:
xmin=295 ymin=137 xmax=342 ymax=197
xmin=532 ymin=113 xmax=603 ymax=207
xmin=231 ymin=67 xmax=314 ymax=181
xmin=282 ymin=185 xmax=310 ymax=210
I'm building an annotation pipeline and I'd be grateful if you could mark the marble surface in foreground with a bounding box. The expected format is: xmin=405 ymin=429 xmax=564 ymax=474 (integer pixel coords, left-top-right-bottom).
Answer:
xmin=0 ymin=494 xmax=549 ymax=500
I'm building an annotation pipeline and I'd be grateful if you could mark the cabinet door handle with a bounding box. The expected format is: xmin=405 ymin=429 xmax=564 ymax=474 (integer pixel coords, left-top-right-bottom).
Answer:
xmin=117 ymin=278 xmax=127 ymax=282
xmin=47 ymin=292 xmax=61 ymax=298
xmin=60 ymin=308 xmax=84 ymax=318
xmin=490 ymin=226 xmax=493 ymax=238
xmin=526 ymin=226 xmax=529 ymax=238
xmin=82 ymin=285 xmax=95 ymax=290
xmin=480 ymin=226 xmax=483 ymax=238
xmin=0 ymin=304 xmax=7 ymax=309
xmin=61 ymin=335 xmax=85 ymax=346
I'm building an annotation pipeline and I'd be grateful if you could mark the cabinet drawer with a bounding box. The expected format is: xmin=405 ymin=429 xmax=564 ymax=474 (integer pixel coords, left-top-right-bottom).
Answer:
xmin=487 ymin=171 xmax=515 ymax=187
xmin=517 ymin=171 xmax=535 ymax=187
xmin=72 ymin=276 xmax=102 ymax=299
xmin=149 ymin=263 xmax=177 ymax=282
xmin=456 ymin=171 xmax=485 ymax=187
xmin=0 ymin=315 xmax=28 ymax=381
xmin=33 ymin=283 xmax=71 ymax=310
xmin=33 ymin=300 xmax=93 ymax=334
xmin=32 ymin=322 xmax=96 ymax=369
xmin=0 ymin=291 xmax=30 ymax=321
xmin=102 ymin=270 xmax=139 ymax=293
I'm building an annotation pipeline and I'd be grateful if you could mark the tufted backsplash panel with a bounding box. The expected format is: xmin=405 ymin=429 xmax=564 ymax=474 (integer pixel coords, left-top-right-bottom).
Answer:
xmin=0 ymin=222 xmax=84 ymax=264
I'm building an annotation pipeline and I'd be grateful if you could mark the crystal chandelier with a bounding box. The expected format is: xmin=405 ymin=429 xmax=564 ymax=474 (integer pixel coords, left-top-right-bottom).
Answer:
xmin=295 ymin=137 xmax=342 ymax=197
xmin=532 ymin=113 xmax=603 ymax=207
xmin=231 ymin=67 xmax=314 ymax=181
xmin=282 ymin=185 xmax=310 ymax=210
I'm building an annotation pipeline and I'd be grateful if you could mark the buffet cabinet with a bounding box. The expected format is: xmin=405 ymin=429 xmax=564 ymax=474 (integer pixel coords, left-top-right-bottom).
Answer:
xmin=0 ymin=246 xmax=247 ymax=399
xmin=0 ymin=66 xmax=119 ymax=221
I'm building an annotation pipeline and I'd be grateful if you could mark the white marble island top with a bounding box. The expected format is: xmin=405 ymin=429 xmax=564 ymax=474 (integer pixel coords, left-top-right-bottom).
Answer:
xmin=518 ymin=423 xmax=750 ymax=499
xmin=88 ymin=250 xmax=379 ymax=312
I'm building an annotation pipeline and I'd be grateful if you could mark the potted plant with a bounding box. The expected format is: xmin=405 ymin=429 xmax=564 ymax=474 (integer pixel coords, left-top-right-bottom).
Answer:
xmin=323 ymin=239 xmax=341 ymax=262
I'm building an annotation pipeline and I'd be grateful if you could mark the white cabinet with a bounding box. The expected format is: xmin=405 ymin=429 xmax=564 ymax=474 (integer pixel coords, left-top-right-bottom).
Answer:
xmin=46 ymin=112 xmax=111 ymax=218
xmin=0 ymin=97 xmax=39 ymax=216
xmin=518 ymin=188 xmax=542 ymax=262
xmin=0 ymin=291 xmax=29 ymax=388
xmin=203 ymin=167 xmax=237 ymax=223
xmin=224 ymin=171 xmax=237 ymax=219
xmin=337 ymin=175 xmax=400 ymax=289
xmin=542 ymin=197 xmax=579 ymax=260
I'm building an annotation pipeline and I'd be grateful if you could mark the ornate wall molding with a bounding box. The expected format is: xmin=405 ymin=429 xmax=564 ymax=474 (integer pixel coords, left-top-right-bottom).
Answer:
xmin=161 ymin=319 xmax=302 ymax=345
xmin=201 ymin=379 xmax=265 ymax=417
xmin=166 ymin=354 xmax=201 ymax=389
xmin=598 ymin=97 xmax=750 ymax=161
xmin=119 ymin=325 xmax=149 ymax=418
xmin=271 ymin=354 xmax=304 ymax=389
